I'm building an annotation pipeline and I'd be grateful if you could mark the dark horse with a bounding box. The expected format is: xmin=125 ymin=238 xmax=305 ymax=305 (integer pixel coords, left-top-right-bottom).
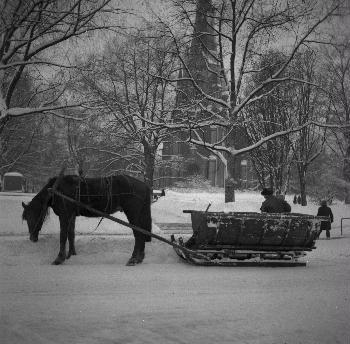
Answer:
xmin=22 ymin=174 xmax=152 ymax=266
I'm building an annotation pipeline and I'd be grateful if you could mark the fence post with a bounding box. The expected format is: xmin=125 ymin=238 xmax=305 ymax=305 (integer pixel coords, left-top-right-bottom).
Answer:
xmin=341 ymin=218 xmax=350 ymax=236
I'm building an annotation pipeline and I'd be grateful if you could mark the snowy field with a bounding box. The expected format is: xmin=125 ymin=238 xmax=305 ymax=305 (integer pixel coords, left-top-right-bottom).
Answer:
xmin=1 ymin=189 xmax=350 ymax=344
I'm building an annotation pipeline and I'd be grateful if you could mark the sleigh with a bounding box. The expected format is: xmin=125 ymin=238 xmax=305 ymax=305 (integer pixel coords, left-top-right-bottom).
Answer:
xmin=171 ymin=210 xmax=328 ymax=267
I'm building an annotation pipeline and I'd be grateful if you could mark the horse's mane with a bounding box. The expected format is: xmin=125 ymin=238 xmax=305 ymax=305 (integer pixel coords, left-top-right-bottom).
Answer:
xmin=22 ymin=178 xmax=54 ymax=222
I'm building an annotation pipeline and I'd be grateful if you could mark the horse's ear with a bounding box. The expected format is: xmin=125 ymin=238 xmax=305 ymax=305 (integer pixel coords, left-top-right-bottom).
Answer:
xmin=22 ymin=201 xmax=27 ymax=209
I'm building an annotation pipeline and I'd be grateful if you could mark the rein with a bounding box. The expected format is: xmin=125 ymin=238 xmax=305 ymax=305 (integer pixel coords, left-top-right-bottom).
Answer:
xmin=76 ymin=217 xmax=104 ymax=236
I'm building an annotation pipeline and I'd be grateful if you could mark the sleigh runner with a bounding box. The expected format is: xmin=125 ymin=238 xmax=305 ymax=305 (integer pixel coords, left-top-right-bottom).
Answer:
xmin=171 ymin=210 xmax=329 ymax=266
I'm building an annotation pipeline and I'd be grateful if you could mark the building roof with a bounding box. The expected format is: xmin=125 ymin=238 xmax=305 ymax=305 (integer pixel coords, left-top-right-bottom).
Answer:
xmin=3 ymin=172 xmax=24 ymax=177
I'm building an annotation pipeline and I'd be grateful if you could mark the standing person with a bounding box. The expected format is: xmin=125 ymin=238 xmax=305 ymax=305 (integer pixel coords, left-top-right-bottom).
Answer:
xmin=260 ymin=188 xmax=291 ymax=213
xmin=317 ymin=200 xmax=334 ymax=239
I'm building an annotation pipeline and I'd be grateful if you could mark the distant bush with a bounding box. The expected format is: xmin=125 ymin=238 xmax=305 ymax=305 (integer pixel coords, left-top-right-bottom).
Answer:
xmin=172 ymin=175 xmax=223 ymax=193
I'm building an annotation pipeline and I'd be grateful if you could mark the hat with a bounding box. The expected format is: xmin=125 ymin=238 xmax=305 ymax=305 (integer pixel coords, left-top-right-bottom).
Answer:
xmin=261 ymin=188 xmax=273 ymax=196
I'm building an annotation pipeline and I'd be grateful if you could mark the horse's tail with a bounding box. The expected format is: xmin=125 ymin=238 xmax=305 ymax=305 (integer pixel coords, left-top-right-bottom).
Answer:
xmin=138 ymin=186 xmax=152 ymax=242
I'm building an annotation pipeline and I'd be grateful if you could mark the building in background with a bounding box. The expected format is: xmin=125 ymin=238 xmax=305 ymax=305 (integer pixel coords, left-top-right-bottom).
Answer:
xmin=161 ymin=0 xmax=248 ymax=188
xmin=1 ymin=172 xmax=26 ymax=192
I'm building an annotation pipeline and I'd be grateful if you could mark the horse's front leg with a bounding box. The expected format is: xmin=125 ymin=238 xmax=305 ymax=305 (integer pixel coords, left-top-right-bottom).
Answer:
xmin=52 ymin=215 xmax=72 ymax=265
xmin=66 ymin=215 xmax=77 ymax=259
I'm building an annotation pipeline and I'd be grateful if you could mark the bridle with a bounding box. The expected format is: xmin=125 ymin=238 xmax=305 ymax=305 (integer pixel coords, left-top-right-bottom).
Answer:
xmin=25 ymin=195 xmax=50 ymax=236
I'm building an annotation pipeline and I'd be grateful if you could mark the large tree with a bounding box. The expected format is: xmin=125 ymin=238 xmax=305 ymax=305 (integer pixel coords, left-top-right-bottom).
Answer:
xmin=0 ymin=0 xmax=120 ymax=133
xmin=149 ymin=0 xmax=348 ymax=200
xmin=246 ymin=49 xmax=329 ymax=203
xmin=323 ymin=38 xmax=350 ymax=203
xmin=289 ymin=50 xmax=329 ymax=205
xmin=244 ymin=50 xmax=295 ymax=195
xmin=71 ymin=28 xmax=178 ymax=187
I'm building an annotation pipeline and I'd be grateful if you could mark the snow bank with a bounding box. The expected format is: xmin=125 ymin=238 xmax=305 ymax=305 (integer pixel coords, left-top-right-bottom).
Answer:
xmin=1 ymin=190 xmax=349 ymax=238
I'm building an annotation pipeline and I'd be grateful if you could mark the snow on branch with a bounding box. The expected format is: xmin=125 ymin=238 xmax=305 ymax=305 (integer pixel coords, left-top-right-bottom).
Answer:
xmin=0 ymin=61 xmax=78 ymax=71
xmin=2 ymin=104 xmax=87 ymax=121
xmin=188 ymin=120 xmax=350 ymax=157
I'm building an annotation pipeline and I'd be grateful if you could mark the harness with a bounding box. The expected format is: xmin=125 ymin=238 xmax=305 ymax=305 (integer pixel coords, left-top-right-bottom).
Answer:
xmin=25 ymin=174 xmax=149 ymax=237
xmin=72 ymin=175 xmax=142 ymax=234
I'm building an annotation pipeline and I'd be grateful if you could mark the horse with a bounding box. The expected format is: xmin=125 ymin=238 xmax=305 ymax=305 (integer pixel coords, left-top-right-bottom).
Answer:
xmin=21 ymin=174 xmax=152 ymax=266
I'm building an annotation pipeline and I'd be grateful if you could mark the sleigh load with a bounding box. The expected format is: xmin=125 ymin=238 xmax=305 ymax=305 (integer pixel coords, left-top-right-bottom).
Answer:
xmin=171 ymin=210 xmax=329 ymax=266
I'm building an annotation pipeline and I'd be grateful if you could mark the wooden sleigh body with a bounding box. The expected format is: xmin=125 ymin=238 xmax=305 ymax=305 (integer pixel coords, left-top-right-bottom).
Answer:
xmin=171 ymin=210 xmax=329 ymax=267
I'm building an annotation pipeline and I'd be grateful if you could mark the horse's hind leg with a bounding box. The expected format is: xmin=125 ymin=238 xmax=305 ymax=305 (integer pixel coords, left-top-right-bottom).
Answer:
xmin=67 ymin=215 xmax=77 ymax=259
xmin=53 ymin=214 xmax=74 ymax=265
xmin=125 ymin=199 xmax=151 ymax=266
xmin=126 ymin=235 xmax=145 ymax=266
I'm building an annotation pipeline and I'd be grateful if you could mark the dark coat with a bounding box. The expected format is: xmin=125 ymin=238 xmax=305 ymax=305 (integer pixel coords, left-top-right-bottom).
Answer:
xmin=317 ymin=205 xmax=334 ymax=231
xmin=260 ymin=195 xmax=291 ymax=213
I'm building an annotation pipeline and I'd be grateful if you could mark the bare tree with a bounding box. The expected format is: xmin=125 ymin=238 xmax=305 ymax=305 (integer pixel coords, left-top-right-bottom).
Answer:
xmin=247 ymin=49 xmax=330 ymax=204
xmin=323 ymin=39 xmax=350 ymax=203
xmin=243 ymin=50 xmax=295 ymax=195
xmin=149 ymin=0 xmax=347 ymax=200
xmin=72 ymin=28 xmax=178 ymax=187
xmin=0 ymin=67 xmax=40 ymax=172
xmin=289 ymin=50 xmax=328 ymax=205
xmin=0 ymin=0 xmax=121 ymax=128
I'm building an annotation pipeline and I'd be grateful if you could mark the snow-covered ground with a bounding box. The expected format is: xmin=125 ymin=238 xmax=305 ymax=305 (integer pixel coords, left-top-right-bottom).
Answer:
xmin=1 ymin=190 xmax=350 ymax=344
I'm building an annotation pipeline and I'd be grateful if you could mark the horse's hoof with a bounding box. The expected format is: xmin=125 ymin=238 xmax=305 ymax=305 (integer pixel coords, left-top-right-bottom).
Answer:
xmin=126 ymin=257 xmax=143 ymax=266
xmin=126 ymin=258 xmax=137 ymax=266
xmin=126 ymin=261 xmax=136 ymax=266
xmin=138 ymin=252 xmax=145 ymax=262
xmin=52 ymin=257 xmax=65 ymax=265
xmin=66 ymin=251 xmax=76 ymax=259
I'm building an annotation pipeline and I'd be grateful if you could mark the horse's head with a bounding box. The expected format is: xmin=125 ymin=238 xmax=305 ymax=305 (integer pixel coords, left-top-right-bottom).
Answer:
xmin=22 ymin=200 xmax=47 ymax=242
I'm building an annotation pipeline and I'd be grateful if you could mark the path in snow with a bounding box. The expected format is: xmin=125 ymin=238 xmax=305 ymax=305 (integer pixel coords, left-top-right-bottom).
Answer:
xmin=1 ymin=190 xmax=350 ymax=343
xmin=1 ymin=235 xmax=350 ymax=344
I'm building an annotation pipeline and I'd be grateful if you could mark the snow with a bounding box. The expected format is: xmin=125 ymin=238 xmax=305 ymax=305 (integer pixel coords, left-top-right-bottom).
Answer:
xmin=1 ymin=189 xmax=350 ymax=344
xmin=3 ymin=171 xmax=24 ymax=177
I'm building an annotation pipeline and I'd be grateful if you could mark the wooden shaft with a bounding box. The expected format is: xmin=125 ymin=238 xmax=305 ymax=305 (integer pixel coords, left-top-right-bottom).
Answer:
xmin=49 ymin=189 xmax=209 ymax=260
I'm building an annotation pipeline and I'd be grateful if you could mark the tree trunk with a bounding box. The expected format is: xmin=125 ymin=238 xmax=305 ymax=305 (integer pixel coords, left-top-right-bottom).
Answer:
xmin=225 ymin=1 xmax=237 ymax=204
xmin=343 ymin=145 xmax=350 ymax=204
xmin=298 ymin=166 xmax=308 ymax=206
xmin=144 ymin=160 xmax=154 ymax=189
xmin=225 ymin=177 xmax=235 ymax=202
xmin=225 ymin=154 xmax=239 ymax=202
xmin=143 ymin=141 xmax=155 ymax=189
